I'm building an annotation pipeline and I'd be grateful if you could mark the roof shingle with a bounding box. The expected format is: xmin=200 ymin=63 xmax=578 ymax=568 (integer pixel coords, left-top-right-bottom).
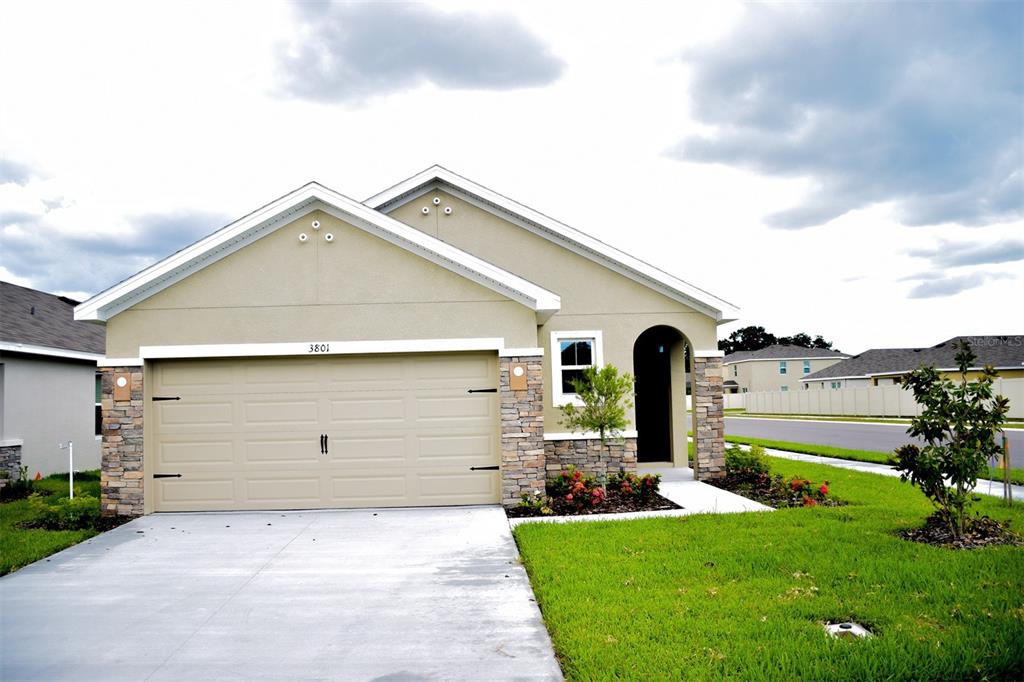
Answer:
xmin=724 ymin=344 xmax=849 ymax=364
xmin=1 ymin=281 xmax=105 ymax=355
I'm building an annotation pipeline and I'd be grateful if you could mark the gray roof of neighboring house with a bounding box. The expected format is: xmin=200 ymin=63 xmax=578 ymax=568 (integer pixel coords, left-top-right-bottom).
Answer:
xmin=724 ymin=344 xmax=849 ymax=364
xmin=0 ymin=281 xmax=105 ymax=355
xmin=803 ymin=336 xmax=1024 ymax=381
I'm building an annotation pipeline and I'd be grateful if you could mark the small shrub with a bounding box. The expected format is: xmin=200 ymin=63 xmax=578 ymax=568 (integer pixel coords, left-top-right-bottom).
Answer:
xmin=724 ymin=445 xmax=770 ymax=485
xmin=518 ymin=491 xmax=554 ymax=516
xmin=547 ymin=466 xmax=607 ymax=509
xmin=24 ymin=494 xmax=101 ymax=530
xmin=608 ymin=471 xmax=662 ymax=501
xmin=0 ymin=465 xmax=34 ymax=502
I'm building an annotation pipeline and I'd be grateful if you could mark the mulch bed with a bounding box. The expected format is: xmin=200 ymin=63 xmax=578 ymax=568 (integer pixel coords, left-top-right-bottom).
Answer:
xmin=898 ymin=514 xmax=1023 ymax=549
xmin=506 ymin=491 xmax=681 ymax=518
xmin=708 ymin=475 xmax=847 ymax=510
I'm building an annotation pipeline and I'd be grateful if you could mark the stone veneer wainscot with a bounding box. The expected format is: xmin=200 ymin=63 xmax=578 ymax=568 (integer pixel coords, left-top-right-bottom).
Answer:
xmin=544 ymin=437 xmax=637 ymax=479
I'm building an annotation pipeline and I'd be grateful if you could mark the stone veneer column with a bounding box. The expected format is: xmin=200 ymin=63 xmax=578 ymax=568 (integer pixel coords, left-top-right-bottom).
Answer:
xmin=692 ymin=354 xmax=725 ymax=480
xmin=499 ymin=355 xmax=545 ymax=506
xmin=100 ymin=366 xmax=145 ymax=516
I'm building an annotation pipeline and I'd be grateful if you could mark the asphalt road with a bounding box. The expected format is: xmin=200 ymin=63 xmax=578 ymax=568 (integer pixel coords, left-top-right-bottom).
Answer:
xmin=724 ymin=417 xmax=1024 ymax=469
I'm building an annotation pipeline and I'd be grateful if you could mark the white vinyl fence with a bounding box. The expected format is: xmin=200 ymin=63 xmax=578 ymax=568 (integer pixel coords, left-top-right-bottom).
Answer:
xmin=724 ymin=378 xmax=1024 ymax=419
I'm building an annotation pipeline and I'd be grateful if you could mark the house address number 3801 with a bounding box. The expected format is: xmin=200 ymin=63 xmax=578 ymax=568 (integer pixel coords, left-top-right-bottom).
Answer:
xmin=308 ymin=343 xmax=330 ymax=353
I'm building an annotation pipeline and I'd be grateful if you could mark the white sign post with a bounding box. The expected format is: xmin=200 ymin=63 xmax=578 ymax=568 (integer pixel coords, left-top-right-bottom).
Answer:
xmin=58 ymin=442 xmax=74 ymax=499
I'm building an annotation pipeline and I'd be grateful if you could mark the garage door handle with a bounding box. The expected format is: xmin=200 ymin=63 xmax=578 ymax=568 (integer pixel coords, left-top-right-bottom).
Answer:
xmin=153 ymin=473 xmax=182 ymax=479
xmin=467 ymin=388 xmax=497 ymax=393
xmin=470 ymin=465 xmax=499 ymax=471
xmin=323 ymin=434 xmax=329 ymax=455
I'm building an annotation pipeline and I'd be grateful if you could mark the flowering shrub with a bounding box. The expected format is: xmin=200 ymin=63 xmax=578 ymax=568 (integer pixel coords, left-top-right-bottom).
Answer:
xmin=788 ymin=478 xmax=832 ymax=507
xmin=713 ymin=450 xmax=841 ymax=509
xmin=724 ymin=445 xmax=770 ymax=485
xmin=607 ymin=472 xmax=662 ymax=501
xmin=546 ymin=466 xmax=607 ymax=509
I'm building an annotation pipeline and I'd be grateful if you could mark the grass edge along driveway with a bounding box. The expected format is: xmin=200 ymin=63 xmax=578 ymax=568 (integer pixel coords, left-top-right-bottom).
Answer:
xmin=0 ymin=472 xmax=101 ymax=576
xmin=514 ymin=456 xmax=1024 ymax=681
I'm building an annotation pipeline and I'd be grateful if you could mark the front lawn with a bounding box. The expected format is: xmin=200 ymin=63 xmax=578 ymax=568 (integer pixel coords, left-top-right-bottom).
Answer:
xmin=0 ymin=471 xmax=103 ymax=576
xmin=514 ymin=457 xmax=1024 ymax=681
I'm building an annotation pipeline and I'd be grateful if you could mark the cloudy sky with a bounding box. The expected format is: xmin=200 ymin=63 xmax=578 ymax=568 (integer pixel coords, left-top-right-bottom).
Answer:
xmin=1 ymin=1 xmax=1020 ymax=353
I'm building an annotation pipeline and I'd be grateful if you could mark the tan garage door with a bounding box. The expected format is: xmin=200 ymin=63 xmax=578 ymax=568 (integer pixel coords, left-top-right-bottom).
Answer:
xmin=150 ymin=352 xmax=500 ymax=512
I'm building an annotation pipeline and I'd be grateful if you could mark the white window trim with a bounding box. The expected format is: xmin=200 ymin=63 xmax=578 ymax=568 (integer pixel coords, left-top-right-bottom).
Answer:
xmin=550 ymin=330 xmax=604 ymax=407
xmin=779 ymin=360 xmax=787 ymax=375
xmin=803 ymin=360 xmax=811 ymax=374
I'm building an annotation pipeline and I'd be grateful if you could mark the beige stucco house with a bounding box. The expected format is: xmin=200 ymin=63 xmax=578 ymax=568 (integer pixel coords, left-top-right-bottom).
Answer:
xmin=76 ymin=166 xmax=738 ymax=516
xmin=723 ymin=345 xmax=849 ymax=393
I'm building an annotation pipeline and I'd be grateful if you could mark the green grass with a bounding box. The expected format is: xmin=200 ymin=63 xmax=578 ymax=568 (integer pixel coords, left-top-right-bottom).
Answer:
xmin=723 ymin=435 xmax=895 ymax=465
xmin=514 ymin=457 xmax=1024 ymax=681
xmin=721 ymin=435 xmax=1024 ymax=486
xmin=0 ymin=471 xmax=102 ymax=576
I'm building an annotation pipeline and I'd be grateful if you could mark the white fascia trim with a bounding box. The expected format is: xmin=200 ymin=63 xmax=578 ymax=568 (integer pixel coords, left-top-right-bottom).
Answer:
xmin=0 ymin=439 xmax=25 ymax=447
xmin=692 ymin=349 xmax=726 ymax=358
xmin=550 ymin=330 xmax=604 ymax=407
xmin=138 ymin=338 xmax=515 ymax=360
xmin=98 ymin=357 xmax=144 ymax=367
xmin=726 ymin=355 xmax=851 ymax=365
xmin=365 ymin=167 xmax=739 ymax=323
xmin=74 ymin=182 xmax=560 ymax=324
xmin=544 ymin=430 xmax=638 ymax=441
xmin=499 ymin=347 xmax=545 ymax=358
xmin=0 ymin=341 xmax=103 ymax=362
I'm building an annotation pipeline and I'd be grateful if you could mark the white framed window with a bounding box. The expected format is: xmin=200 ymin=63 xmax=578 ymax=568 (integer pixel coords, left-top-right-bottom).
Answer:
xmin=732 ymin=364 xmax=738 ymax=377
xmin=831 ymin=381 xmax=842 ymax=390
xmin=550 ymin=330 xmax=603 ymax=406
xmin=803 ymin=360 xmax=811 ymax=374
xmin=742 ymin=388 xmax=748 ymax=393
xmin=781 ymin=385 xmax=789 ymax=392
xmin=779 ymin=361 xmax=787 ymax=375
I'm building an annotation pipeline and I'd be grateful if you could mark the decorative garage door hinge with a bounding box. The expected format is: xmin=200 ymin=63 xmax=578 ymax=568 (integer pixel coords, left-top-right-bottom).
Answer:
xmin=152 ymin=396 xmax=181 ymax=401
xmin=469 ymin=465 xmax=499 ymax=471
xmin=467 ymin=388 xmax=497 ymax=393
xmin=153 ymin=473 xmax=182 ymax=479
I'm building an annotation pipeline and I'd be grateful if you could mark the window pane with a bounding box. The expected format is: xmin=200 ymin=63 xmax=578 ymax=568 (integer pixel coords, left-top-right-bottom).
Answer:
xmin=95 ymin=374 xmax=102 ymax=402
xmin=95 ymin=405 xmax=102 ymax=436
xmin=561 ymin=368 xmax=586 ymax=394
xmin=560 ymin=339 xmax=593 ymax=366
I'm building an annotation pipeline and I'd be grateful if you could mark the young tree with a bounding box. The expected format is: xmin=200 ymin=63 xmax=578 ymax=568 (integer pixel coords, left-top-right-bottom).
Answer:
xmin=894 ymin=340 xmax=1010 ymax=539
xmin=559 ymin=364 xmax=635 ymax=444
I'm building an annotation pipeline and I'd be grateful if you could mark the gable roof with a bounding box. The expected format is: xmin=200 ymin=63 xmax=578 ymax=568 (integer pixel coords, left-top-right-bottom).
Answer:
xmin=1 ymin=281 xmax=105 ymax=359
xmin=802 ymin=336 xmax=1024 ymax=381
xmin=724 ymin=344 xmax=849 ymax=364
xmin=74 ymin=181 xmax=561 ymax=324
xmin=365 ymin=165 xmax=739 ymax=323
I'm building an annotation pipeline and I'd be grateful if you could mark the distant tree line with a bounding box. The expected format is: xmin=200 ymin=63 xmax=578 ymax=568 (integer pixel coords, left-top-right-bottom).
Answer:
xmin=718 ymin=326 xmax=837 ymax=354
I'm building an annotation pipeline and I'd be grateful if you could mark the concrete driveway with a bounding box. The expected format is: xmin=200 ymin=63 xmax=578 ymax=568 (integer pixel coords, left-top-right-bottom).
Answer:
xmin=0 ymin=507 xmax=562 ymax=681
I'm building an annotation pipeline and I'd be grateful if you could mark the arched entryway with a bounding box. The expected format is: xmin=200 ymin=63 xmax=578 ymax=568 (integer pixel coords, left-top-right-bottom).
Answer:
xmin=633 ymin=325 xmax=689 ymax=464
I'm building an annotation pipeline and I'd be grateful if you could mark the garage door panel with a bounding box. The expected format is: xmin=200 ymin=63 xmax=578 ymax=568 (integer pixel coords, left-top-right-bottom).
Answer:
xmin=246 ymin=477 xmax=321 ymax=503
xmin=244 ymin=399 xmax=319 ymax=426
xmin=156 ymin=401 xmax=234 ymax=429
xmin=328 ymin=397 xmax=407 ymax=424
xmin=152 ymin=352 xmax=500 ymax=511
xmin=415 ymin=395 xmax=493 ymax=421
xmin=155 ymin=478 xmax=236 ymax=508
xmin=418 ymin=472 xmax=499 ymax=502
xmin=244 ymin=438 xmax=321 ymax=465
xmin=330 ymin=474 xmax=409 ymax=503
xmin=158 ymin=439 xmax=234 ymax=465
xmin=327 ymin=436 xmax=408 ymax=465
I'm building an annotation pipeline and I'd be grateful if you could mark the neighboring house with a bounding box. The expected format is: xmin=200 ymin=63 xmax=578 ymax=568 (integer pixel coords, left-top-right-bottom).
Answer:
xmin=723 ymin=345 xmax=850 ymax=393
xmin=0 ymin=282 xmax=105 ymax=477
xmin=75 ymin=166 xmax=739 ymax=517
xmin=802 ymin=335 xmax=1024 ymax=389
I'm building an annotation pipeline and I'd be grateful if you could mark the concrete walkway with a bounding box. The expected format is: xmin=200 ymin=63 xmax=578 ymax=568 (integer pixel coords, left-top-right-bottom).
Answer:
xmin=0 ymin=507 xmax=562 ymax=682
xmin=747 ymin=445 xmax=1024 ymax=500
